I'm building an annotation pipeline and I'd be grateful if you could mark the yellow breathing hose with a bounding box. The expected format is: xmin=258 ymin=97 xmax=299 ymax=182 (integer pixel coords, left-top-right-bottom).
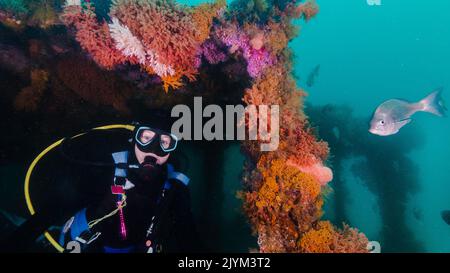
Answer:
xmin=24 ymin=124 xmax=135 ymax=253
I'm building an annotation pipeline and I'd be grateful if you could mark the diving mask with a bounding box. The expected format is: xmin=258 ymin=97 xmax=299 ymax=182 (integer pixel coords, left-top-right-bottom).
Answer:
xmin=134 ymin=126 xmax=178 ymax=157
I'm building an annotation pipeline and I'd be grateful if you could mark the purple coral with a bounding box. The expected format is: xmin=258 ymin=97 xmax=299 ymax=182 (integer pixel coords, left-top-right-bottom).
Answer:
xmin=201 ymin=40 xmax=228 ymax=65
xmin=245 ymin=48 xmax=275 ymax=78
xmin=216 ymin=25 xmax=275 ymax=78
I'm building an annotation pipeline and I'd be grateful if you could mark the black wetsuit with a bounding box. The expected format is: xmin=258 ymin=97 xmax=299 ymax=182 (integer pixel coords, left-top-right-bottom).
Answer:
xmin=76 ymin=167 xmax=202 ymax=253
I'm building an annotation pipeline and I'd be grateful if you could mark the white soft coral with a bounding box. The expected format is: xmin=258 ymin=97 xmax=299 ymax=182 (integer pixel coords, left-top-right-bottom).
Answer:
xmin=64 ymin=0 xmax=81 ymax=7
xmin=109 ymin=17 xmax=147 ymax=63
xmin=108 ymin=17 xmax=175 ymax=77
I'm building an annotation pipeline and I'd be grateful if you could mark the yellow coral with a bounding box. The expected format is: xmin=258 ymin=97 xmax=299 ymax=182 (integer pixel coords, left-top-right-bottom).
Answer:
xmin=191 ymin=0 xmax=226 ymax=43
xmin=257 ymin=156 xmax=321 ymax=203
xmin=299 ymin=221 xmax=335 ymax=253
xmin=246 ymin=157 xmax=323 ymax=242
xmin=299 ymin=221 xmax=370 ymax=253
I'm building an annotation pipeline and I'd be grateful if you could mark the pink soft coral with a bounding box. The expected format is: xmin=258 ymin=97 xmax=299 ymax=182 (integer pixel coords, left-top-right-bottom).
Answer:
xmin=287 ymin=159 xmax=333 ymax=186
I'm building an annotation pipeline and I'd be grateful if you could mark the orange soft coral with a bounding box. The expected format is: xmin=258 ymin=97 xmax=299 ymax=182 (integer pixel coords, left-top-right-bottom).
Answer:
xmin=62 ymin=4 xmax=127 ymax=69
xmin=282 ymin=117 xmax=330 ymax=167
xmin=14 ymin=69 xmax=49 ymax=111
xmin=264 ymin=21 xmax=289 ymax=55
xmin=110 ymin=0 xmax=205 ymax=87
xmin=243 ymin=64 xmax=285 ymax=106
xmin=191 ymin=0 xmax=226 ymax=43
xmin=160 ymin=74 xmax=184 ymax=93
xmin=241 ymin=62 xmax=329 ymax=167
xmin=63 ymin=0 xmax=224 ymax=91
xmin=55 ymin=56 xmax=132 ymax=114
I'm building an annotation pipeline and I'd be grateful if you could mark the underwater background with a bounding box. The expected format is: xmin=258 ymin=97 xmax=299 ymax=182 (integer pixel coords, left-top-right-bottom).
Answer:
xmin=174 ymin=0 xmax=450 ymax=253
xmin=0 ymin=0 xmax=449 ymax=253
xmin=292 ymin=0 xmax=450 ymax=253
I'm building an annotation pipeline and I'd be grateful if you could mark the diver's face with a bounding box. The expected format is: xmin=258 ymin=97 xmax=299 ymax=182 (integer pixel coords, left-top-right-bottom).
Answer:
xmin=134 ymin=145 xmax=170 ymax=166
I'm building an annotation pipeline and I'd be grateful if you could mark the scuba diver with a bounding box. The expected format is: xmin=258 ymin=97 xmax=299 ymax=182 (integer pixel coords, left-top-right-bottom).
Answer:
xmin=0 ymin=118 xmax=202 ymax=253
xmin=56 ymin=121 xmax=202 ymax=253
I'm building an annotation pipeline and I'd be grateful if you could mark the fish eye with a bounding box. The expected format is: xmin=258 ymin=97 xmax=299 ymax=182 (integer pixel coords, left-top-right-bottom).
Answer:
xmin=379 ymin=120 xmax=385 ymax=125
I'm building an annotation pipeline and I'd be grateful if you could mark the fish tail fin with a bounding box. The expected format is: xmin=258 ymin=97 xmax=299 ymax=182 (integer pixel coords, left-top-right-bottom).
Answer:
xmin=419 ymin=87 xmax=447 ymax=117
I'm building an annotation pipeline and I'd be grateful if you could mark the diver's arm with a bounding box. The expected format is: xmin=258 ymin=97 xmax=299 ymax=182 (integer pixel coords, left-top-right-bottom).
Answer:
xmin=58 ymin=193 xmax=116 ymax=252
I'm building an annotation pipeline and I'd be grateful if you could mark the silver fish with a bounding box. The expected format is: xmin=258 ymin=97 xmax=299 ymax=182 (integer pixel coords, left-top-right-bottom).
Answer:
xmin=369 ymin=88 xmax=447 ymax=136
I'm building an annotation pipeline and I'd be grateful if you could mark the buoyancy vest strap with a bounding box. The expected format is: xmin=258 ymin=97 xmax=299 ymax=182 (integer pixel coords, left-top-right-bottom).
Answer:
xmin=167 ymin=164 xmax=190 ymax=186
xmin=112 ymin=151 xmax=129 ymax=178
